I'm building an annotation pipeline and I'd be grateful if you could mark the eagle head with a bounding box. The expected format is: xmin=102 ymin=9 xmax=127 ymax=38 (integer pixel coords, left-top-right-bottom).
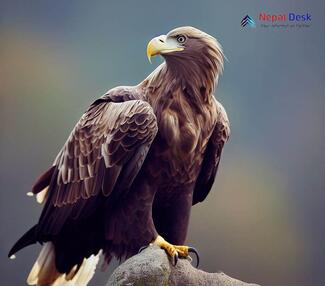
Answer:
xmin=147 ymin=26 xmax=224 ymax=91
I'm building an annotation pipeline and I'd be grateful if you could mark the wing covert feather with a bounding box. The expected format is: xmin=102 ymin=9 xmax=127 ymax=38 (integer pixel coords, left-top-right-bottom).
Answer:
xmin=37 ymin=92 xmax=157 ymax=235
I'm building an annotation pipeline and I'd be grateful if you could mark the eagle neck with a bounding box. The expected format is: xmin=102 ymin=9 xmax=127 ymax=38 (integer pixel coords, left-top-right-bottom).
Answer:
xmin=142 ymin=61 xmax=217 ymax=115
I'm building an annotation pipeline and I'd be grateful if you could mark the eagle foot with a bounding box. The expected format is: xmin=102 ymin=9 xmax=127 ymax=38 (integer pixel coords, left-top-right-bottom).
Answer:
xmin=144 ymin=235 xmax=199 ymax=267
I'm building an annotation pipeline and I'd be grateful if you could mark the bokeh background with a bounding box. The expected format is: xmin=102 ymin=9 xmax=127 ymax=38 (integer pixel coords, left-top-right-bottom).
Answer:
xmin=1 ymin=1 xmax=324 ymax=285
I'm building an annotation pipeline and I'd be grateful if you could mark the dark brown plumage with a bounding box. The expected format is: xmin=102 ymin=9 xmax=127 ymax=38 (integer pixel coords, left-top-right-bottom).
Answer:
xmin=9 ymin=26 xmax=230 ymax=286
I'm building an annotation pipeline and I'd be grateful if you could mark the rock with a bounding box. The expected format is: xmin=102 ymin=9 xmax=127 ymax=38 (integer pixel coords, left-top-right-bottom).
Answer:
xmin=106 ymin=245 xmax=260 ymax=286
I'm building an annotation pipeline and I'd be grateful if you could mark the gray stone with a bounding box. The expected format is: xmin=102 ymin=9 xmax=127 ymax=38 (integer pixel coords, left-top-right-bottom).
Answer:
xmin=106 ymin=245 xmax=260 ymax=286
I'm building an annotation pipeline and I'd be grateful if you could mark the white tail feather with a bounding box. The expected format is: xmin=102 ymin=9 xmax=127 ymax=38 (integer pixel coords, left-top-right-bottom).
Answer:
xmin=27 ymin=242 xmax=55 ymax=285
xmin=36 ymin=187 xmax=49 ymax=204
xmin=27 ymin=242 xmax=101 ymax=286
xmin=72 ymin=251 xmax=101 ymax=286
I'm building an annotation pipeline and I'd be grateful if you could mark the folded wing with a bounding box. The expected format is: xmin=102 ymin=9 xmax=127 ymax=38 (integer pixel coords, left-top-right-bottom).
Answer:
xmin=192 ymin=99 xmax=230 ymax=205
xmin=36 ymin=95 xmax=158 ymax=236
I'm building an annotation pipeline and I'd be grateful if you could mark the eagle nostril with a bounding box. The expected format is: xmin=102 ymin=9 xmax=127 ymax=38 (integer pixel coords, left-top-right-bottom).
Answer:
xmin=159 ymin=39 xmax=164 ymax=43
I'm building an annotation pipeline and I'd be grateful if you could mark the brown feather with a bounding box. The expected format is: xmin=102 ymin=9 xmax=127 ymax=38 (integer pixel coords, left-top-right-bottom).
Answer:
xmin=10 ymin=27 xmax=229 ymax=286
xmin=32 ymin=166 xmax=55 ymax=194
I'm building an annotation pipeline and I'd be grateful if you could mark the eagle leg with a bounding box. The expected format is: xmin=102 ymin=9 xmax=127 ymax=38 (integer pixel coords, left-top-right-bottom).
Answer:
xmin=149 ymin=235 xmax=200 ymax=267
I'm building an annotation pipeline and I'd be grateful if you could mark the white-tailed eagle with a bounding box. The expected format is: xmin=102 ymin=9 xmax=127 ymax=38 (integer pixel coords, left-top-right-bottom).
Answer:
xmin=9 ymin=26 xmax=230 ymax=286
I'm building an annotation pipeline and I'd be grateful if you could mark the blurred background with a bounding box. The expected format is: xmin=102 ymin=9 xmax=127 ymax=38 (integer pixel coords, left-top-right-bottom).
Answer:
xmin=1 ymin=1 xmax=324 ymax=285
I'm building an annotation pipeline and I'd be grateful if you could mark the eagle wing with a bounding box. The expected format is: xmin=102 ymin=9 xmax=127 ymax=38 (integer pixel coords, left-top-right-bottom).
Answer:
xmin=192 ymin=99 xmax=230 ymax=205
xmin=35 ymin=89 xmax=158 ymax=236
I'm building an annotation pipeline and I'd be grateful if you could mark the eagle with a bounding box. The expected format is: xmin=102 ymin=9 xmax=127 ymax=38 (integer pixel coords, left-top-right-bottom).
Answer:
xmin=9 ymin=26 xmax=230 ymax=286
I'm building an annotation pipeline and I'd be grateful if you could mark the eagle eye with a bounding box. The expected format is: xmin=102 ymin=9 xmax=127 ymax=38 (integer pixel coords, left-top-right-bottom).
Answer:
xmin=176 ymin=35 xmax=186 ymax=44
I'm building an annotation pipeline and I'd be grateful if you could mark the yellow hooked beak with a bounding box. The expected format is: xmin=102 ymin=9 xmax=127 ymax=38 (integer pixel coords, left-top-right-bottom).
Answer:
xmin=147 ymin=35 xmax=184 ymax=63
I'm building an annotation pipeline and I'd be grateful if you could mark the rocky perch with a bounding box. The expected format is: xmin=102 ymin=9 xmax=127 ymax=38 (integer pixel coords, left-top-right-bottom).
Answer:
xmin=106 ymin=245 xmax=260 ymax=286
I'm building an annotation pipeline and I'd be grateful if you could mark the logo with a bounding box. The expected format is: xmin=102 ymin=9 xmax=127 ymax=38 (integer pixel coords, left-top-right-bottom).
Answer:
xmin=241 ymin=15 xmax=256 ymax=28
xmin=259 ymin=12 xmax=311 ymax=22
xmin=241 ymin=12 xmax=312 ymax=29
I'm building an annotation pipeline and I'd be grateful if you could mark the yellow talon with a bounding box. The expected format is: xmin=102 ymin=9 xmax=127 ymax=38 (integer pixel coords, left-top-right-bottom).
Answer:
xmin=151 ymin=235 xmax=199 ymax=267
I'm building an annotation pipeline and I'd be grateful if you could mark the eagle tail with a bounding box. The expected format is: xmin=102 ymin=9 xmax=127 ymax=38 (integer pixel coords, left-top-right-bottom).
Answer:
xmin=8 ymin=225 xmax=38 ymax=258
xmin=27 ymin=242 xmax=101 ymax=286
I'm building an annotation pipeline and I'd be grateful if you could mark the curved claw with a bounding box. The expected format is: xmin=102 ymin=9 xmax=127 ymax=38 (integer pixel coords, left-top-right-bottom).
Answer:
xmin=172 ymin=252 xmax=179 ymax=266
xmin=188 ymin=247 xmax=200 ymax=268
xmin=138 ymin=245 xmax=149 ymax=254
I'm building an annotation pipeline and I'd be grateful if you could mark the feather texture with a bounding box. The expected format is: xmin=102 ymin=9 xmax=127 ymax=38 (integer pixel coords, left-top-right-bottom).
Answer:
xmin=9 ymin=26 xmax=229 ymax=286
